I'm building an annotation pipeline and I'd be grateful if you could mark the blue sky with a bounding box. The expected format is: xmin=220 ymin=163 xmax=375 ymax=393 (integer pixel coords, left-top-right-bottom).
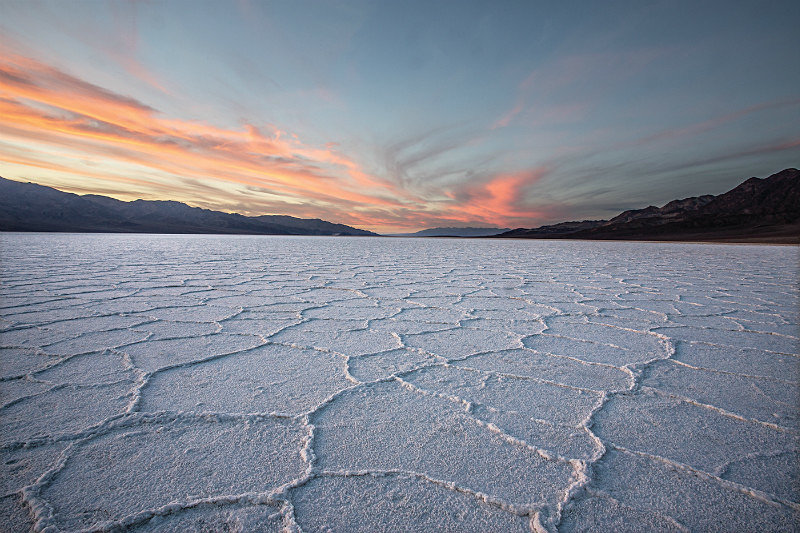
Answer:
xmin=1 ymin=0 xmax=798 ymax=232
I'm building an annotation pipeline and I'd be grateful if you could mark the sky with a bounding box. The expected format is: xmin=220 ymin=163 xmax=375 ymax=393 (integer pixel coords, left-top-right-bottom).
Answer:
xmin=1 ymin=0 xmax=799 ymax=233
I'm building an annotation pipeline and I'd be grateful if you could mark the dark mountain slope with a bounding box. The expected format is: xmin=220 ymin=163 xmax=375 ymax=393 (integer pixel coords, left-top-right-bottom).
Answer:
xmin=0 ymin=178 xmax=376 ymax=236
xmin=498 ymin=168 xmax=799 ymax=243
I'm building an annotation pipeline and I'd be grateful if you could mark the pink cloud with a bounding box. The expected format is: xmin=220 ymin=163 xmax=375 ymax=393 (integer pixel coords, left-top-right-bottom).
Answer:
xmin=0 ymin=52 xmax=570 ymax=233
xmin=441 ymin=167 xmax=551 ymax=226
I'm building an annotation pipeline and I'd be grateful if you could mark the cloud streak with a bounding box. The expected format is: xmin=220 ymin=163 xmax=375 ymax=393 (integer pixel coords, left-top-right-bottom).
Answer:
xmin=442 ymin=168 xmax=553 ymax=226
xmin=0 ymin=52 xmax=559 ymax=232
xmin=0 ymin=55 xmax=390 ymax=203
xmin=630 ymin=98 xmax=800 ymax=147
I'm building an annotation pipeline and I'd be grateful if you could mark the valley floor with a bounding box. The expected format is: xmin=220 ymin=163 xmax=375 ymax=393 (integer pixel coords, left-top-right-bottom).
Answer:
xmin=1 ymin=234 xmax=797 ymax=532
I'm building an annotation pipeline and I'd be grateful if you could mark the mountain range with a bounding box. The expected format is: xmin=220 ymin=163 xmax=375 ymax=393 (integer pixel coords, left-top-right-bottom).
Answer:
xmin=497 ymin=168 xmax=799 ymax=243
xmin=0 ymin=177 xmax=376 ymax=236
xmin=391 ymin=227 xmax=511 ymax=237
xmin=2 ymin=169 xmax=797 ymax=242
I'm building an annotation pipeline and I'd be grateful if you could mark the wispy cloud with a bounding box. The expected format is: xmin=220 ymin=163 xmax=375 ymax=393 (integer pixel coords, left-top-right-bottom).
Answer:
xmin=630 ymin=98 xmax=800 ymax=147
xmin=381 ymin=126 xmax=485 ymax=190
xmin=491 ymin=101 xmax=525 ymax=130
xmin=442 ymin=167 xmax=554 ymax=226
xmin=651 ymin=138 xmax=800 ymax=176
xmin=0 ymin=52 xmax=561 ymax=232
xmin=490 ymin=71 xmax=535 ymax=130
xmin=0 ymin=54 xmax=398 ymax=205
xmin=490 ymin=47 xmax=664 ymax=131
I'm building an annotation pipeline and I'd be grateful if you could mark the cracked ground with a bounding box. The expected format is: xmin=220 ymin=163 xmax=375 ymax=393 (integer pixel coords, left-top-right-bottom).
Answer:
xmin=1 ymin=234 xmax=798 ymax=532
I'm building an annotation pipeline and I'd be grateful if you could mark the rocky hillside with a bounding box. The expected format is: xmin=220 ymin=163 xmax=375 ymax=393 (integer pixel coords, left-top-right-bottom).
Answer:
xmin=498 ymin=168 xmax=799 ymax=243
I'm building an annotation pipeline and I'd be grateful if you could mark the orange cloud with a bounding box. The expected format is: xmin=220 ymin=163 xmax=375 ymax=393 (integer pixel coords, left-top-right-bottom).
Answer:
xmin=0 ymin=52 xmax=555 ymax=233
xmin=443 ymin=168 xmax=550 ymax=226
xmin=0 ymin=53 xmax=405 ymax=208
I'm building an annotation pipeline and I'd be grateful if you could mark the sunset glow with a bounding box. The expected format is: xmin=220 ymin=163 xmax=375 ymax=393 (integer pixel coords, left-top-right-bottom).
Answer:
xmin=1 ymin=1 xmax=798 ymax=233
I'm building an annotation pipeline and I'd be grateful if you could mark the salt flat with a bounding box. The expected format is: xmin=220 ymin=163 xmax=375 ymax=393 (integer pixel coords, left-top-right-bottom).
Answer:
xmin=1 ymin=234 xmax=798 ymax=532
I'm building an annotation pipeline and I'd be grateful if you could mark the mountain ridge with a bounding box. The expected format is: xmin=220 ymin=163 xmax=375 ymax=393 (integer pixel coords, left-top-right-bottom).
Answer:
xmin=391 ymin=227 xmax=511 ymax=237
xmin=0 ymin=177 xmax=376 ymax=236
xmin=497 ymin=168 xmax=800 ymax=243
xmin=3 ymin=169 xmax=797 ymax=241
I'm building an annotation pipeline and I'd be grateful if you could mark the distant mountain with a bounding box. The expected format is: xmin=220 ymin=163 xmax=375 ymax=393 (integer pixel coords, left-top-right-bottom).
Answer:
xmin=498 ymin=168 xmax=800 ymax=243
xmin=500 ymin=219 xmax=604 ymax=237
xmin=0 ymin=178 xmax=376 ymax=236
xmin=394 ymin=227 xmax=511 ymax=237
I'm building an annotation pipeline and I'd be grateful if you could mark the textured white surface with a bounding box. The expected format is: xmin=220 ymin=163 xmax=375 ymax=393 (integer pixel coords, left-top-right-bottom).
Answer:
xmin=1 ymin=234 xmax=798 ymax=532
